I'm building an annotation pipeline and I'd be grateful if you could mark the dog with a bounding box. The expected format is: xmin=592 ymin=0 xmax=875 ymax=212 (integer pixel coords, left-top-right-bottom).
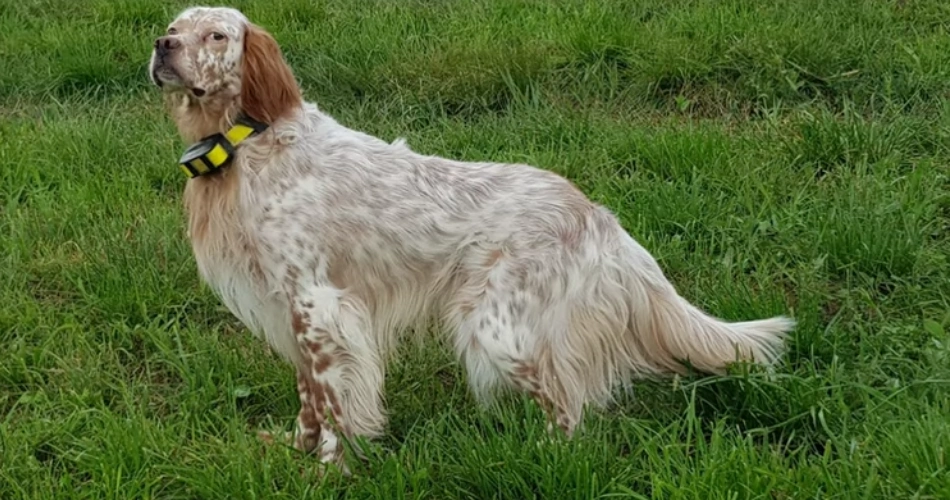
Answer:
xmin=149 ymin=6 xmax=794 ymax=470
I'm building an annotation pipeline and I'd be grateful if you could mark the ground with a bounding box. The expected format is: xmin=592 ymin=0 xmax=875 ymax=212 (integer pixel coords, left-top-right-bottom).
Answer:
xmin=1 ymin=0 xmax=949 ymax=498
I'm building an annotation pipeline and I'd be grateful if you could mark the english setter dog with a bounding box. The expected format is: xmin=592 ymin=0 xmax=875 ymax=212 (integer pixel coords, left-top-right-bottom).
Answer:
xmin=149 ymin=6 xmax=794 ymax=471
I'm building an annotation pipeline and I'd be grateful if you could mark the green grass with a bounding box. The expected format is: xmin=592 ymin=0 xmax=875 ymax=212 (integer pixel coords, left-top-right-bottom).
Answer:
xmin=2 ymin=0 xmax=949 ymax=497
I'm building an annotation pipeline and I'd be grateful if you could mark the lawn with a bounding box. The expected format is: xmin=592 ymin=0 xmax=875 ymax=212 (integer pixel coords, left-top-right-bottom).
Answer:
xmin=2 ymin=0 xmax=949 ymax=498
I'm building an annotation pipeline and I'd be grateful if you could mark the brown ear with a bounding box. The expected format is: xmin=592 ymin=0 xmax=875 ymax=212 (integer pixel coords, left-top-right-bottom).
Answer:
xmin=240 ymin=23 xmax=302 ymax=124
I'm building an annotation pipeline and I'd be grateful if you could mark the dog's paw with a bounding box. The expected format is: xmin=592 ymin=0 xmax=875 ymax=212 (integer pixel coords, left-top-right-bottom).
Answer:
xmin=257 ymin=429 xmax=294 ymax=447
xmin=314 ymin=460 xmax=352 ymax=479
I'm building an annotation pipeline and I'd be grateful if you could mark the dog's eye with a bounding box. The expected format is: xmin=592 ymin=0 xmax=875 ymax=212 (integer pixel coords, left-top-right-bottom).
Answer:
xmin=167 ymin=27 xmax=177 ymax=35
xmin=210 ymin=32 xmax=226 ymax=41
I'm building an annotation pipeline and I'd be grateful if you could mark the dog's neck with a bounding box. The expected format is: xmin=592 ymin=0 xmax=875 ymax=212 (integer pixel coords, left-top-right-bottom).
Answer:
xmin=166 ymin=92 xmax=243 ymax=144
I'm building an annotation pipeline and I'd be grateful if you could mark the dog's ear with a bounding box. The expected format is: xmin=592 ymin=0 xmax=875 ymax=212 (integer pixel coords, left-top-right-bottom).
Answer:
xmin=240 ymin=23 xmax=302 ymax=124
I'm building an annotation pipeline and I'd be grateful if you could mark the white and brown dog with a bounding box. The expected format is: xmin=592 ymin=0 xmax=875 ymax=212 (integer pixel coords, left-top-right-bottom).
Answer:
xmin=150 ymin=6 xmax=794 ymax=470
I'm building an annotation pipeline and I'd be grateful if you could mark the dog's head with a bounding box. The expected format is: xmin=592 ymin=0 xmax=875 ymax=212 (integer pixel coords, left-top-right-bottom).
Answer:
xmin=150 ymin=6 xmax=301 ymax=126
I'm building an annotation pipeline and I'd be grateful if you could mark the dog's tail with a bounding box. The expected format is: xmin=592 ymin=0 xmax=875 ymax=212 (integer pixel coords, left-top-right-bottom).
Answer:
xmin=627 ymin=283 xmax=793 ymax=375
xmin=615 ymin=233 xmax=794 ymax=377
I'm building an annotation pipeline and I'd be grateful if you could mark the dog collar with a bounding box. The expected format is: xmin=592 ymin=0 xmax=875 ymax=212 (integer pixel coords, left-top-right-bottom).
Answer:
xmin=178 ymin=115 xmax=268 ymax=178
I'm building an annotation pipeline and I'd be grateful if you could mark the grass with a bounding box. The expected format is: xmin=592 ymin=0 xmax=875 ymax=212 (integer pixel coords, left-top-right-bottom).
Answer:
xmin=1 ymin=0 xmax=949 ymax=497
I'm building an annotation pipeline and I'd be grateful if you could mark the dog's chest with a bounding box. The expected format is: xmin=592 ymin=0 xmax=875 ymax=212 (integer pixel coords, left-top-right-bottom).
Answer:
xmin=195 ymin=247 xmax=303 ymax=367
xmin=183 ymin=174 xmax=304 ymax=367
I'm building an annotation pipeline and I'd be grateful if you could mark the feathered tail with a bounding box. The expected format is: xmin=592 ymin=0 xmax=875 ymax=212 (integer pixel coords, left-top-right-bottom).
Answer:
xmin=616 ymin=231 xmax=794 ymax=377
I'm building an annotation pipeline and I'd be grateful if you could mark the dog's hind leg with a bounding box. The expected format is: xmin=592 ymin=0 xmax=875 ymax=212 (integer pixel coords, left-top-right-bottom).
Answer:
xmin=449 ymin=292 xmax=584 ymax=436
xmin=446 ymin=250 xmax=584 ymax=437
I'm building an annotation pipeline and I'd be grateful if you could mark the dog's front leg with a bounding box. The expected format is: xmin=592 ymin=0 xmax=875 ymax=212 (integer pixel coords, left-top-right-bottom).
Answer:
xmin=292 ymin=368 xmax=323 ymax=453
xmin=258 ymin=369 xmax=324 ymax=453
xmin=290 ymin=285 xmax=387 ymax=473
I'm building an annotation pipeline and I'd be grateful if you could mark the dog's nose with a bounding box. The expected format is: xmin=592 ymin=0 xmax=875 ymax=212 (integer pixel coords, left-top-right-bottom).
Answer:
xmin=154 ymin=36 xmax=181 ymax=55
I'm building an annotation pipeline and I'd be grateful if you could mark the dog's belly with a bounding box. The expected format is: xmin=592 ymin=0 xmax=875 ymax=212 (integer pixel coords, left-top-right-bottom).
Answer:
xmin=200 ymin=262 xmax=303 ymax=367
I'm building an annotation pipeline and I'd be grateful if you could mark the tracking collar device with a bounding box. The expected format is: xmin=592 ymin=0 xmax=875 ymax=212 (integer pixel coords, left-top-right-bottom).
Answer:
xmin=178 ymin=115 xmax=268 ymax=178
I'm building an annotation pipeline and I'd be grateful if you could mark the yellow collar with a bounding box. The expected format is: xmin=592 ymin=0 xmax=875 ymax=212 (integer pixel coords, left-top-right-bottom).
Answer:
xmin=178 ymin=115 xmax=269 ymax=178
